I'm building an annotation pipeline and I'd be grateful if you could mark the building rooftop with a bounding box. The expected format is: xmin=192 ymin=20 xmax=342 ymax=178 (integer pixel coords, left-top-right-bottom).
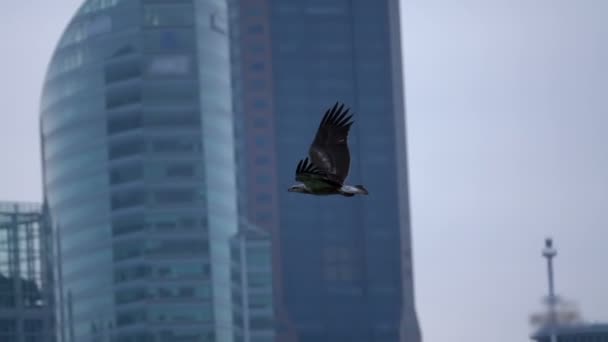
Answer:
xmin=532 ymin=323 xmax=608 ymax=339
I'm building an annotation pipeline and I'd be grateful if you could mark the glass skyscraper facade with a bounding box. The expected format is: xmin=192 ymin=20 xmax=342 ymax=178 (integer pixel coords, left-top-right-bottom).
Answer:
xmin=40 ymin=0 xmax=237 ymax=341
xmin=231 ymin=1 xmax=420 ymax=342
xmin=230 ymin=224 xmax=275 ymax=342
xmin=0 ymin=201 xmax=55 ymax=342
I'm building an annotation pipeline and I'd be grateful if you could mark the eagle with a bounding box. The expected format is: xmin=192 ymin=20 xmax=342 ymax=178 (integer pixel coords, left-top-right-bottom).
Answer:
xmin=288 ymin=102 xmax=368 ymax=197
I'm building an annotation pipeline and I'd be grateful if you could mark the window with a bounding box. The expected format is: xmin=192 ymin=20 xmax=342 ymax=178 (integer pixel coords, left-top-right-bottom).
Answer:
xmin=105 ymin=57 xmax=142 ymax=83
xmin=146 ymin=213 xmax=204 ymax=231
xmin=115 ymin=287 xmax=147 ymax=304
xmin=255 ymin=192 xmax=272 ymax=203
xmin=243 ymin=6 xmax=263 ymax=17
xmin=144 ymin=112 xmax=200 ymax=127
xmin=59 ymin=15 xmax=112 ymax=48
xmin=46 ymin=49 xmax=84 ymax=80
xmin=250 ymin=62 xmax=265 ymax=71
xmin=254 ymin=155 xmax=270 ymax=165
xmin=252 ymin=98 xmax=268 ymax=109
xmin=146 ymin=55 xmax=191 ymax=77
xmin=107 ymin=112 xmax=142 ymax=134
xmin=249 ymin=44 xmax=265 ymax=54
xmin=111 ymin=190 xmax=146 ymax=209
xmin=112 ymin=216 xmax=145 ymax=236
xmin=305 ymin=5 xmax=347 ymax=15
xmin=248 ymin=294 xmax=272 ymax=310
xmin=114 ymin=265 xmax=151 ymax=283
xmin=146 ymin=239 xmax=209 ymax=256
xmin=149 ymin=285 xmax=209 ymax=300
xmin=143 ymin=82 xmax=198 ymax=105
xmin=249 ymin=78 xmax=266 ymax=89
xmin=114 ymin=240 xmax=144 ymax=261
xmin=253 ymin=117 xmax=268 ymax=128
xmin=80 ymin=0 xmax=121 ymax=15
xmin=248 ymin=24 xmax=264 ymax=34
xmin=150 ymin=138 xmax=201 ymax=153
xmin=143 ymin=4 xmax=194 ymax=27
xmin=106 ymin=85 xmax=141 ymax=109
xmin=143 ymin=29 xmax=195 ymax=52
xmin=153 ymin=189 xmax=196 ymax=205
xmin=155 ymin=263 xmax=209 ymax=279
xmin=116 ymin=310 xmax=146 ymax=327
xmin=255 ymin=174 xmax=271 ymax=185
xmin=256 ymin=212 xmax=272 ymax=223
xmin=110 ymin=164 xmax=143 ymax=185
xmin=254 ymin=136 xmax=267 ymax=147
xmin=249 ymin=317 xmax=273 ymax=330
xmin=166 ymin=164 xmax=195 ymax=178
xmin=109 ymin=140 xmax=145 ymax=160
xmin=248 ymin=273 xmax=272 ymax=289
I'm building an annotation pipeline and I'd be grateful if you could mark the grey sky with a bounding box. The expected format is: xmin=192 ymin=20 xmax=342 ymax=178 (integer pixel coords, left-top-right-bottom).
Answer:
xmin=1 ymin=1 xmax=607 ymax=342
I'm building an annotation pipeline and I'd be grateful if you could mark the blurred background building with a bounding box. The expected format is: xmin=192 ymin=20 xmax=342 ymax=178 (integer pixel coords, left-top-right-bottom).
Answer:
xmin=0 ymin=201 xmax=54 ymax=342
xmin=531 ymin=324 xmax=608 ymax=342
xmin=40 ymin=1 xmax=239 ymax=341
xmin=529 ymin=238 xmax=608 ymax=342
xmin=230 ymin=1 xmax=420 ymax=341
xmin=231 ymin=223 xmax=275 ymax=342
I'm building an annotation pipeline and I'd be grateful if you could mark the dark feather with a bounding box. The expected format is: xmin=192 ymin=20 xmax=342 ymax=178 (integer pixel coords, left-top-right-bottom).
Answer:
xmin=308 ymin=102 xmax=354 ymax=184
xmin=294 ymin=157 xmax=342 ymax=188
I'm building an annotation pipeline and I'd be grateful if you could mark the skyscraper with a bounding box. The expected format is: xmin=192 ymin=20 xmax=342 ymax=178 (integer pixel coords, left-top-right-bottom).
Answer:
xmin=40 ymin=1 xmax=238 ymax=341
xmin=231 ymin=1 xmax=420 ymax=342
xmin=231 ymin=223 xmax=275 ymax=342
xmin=0 ymin=201 xmax=55 ymax=342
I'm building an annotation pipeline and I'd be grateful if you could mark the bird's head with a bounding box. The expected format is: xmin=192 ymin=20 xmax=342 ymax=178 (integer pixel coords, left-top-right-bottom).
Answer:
xmin=287 ymin=184 xmax=308 ymax=194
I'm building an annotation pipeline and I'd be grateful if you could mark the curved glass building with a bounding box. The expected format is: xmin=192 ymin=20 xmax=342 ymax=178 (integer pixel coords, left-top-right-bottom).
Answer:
xmin=40 ymin=1 xmax=237 ymax=341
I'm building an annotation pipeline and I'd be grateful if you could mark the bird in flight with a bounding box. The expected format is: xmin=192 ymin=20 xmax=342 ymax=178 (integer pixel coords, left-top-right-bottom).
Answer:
xmin=288 ymin=102 xmax=368 ymax=197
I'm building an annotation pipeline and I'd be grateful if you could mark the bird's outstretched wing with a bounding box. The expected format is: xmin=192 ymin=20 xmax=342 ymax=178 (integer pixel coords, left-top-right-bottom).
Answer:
xmin=308 ymin=102 xmax=354 ymax=184
xmin=295 ymin=158 xmax=342 ymax=188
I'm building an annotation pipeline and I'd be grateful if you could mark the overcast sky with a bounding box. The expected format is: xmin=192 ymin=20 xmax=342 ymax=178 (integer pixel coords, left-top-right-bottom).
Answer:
xmin=1 ymin=1 xmax=607 ymax=342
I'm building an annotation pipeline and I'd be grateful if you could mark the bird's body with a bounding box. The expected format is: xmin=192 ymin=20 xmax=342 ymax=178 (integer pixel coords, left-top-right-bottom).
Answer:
xmin=288 ymin=102 xmax=368 ymax=197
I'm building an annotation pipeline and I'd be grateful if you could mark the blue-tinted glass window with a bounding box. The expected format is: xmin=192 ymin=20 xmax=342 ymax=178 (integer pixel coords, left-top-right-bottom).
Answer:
xmin=255 ymin=174 xmax=271 ymax=185
xmin=249 ymin=78 xmax=266 ymax=89
xmin=110 ymin=164 xmax=143 ymax=185
xmin=252 ymin=99 xmax=268 ymax=109
xmin=106 ymin=84 xmax=141 ymax=109
xmin=107 ymin=112 xmax=142 ymax=134
xmin=254 ymin=155 xmax=270 ymax=165
xmin=112 ymin=215 xmax=145 ymax=237
xmin=143 ymin=4 xmax=194 ymax=27
xmin=143 ymin=82 xmax=198 ymax=105
xmin=249 ymin=44 xmax=265 ymax=53
xmin=145 ymin=55 xmax=193 ymax=78
xmin=143 ymin=110 xmax=200 ymax=127
xmin=111 ymin=190 xmax=146 ymax=209
xmin=114 ymin=264 xmax=151 ymax=283
xmin=248 ymin=24 xmax=265 ymax=34
xmin=255 ymin=193 xmax=272 ymax=203
xmin=250 ymin=62 xmax=265 ymax=71
xmin=152 ymin=189 xmax=196 ymax=205
xmin=253 ymin=117 xmax=268 ymax=128
xmin=254 ymin=136 xmax=267 ymax=147
xmin=150 ymin=137 xmax=201 ymax=154
xmin=143 ymin=30 xmax=195 ymax=52
xmin=109 ymin=139 xmax=145 ymax=160
xmin=105 ymin=57 xmax=142 ymax=83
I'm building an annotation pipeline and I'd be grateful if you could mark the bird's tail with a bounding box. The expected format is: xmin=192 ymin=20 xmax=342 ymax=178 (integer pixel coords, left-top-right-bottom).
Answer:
xmin=354 ymin=185 xmax=369 ymax=195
